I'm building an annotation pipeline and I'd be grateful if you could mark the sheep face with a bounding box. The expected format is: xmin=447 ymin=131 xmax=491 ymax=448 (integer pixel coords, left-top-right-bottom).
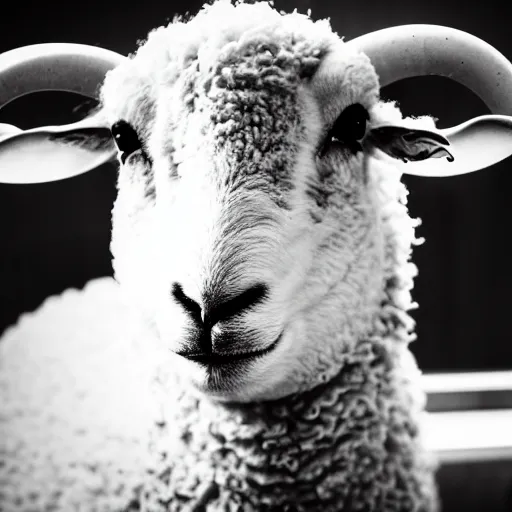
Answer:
xmin=102 ymin=2 xmax=387 ymax=402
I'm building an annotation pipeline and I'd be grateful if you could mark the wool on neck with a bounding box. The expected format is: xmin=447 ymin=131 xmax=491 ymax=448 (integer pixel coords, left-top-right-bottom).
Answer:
xmin=139 ymin=163 xmax=437 ymax=511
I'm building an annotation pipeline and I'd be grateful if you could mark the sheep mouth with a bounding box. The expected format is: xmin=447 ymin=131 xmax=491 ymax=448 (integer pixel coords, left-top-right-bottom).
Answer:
xmin=176 ymin=332 xmax=282 ymax=366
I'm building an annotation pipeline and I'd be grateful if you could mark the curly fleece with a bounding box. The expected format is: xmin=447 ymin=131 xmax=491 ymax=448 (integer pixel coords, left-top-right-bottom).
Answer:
xmin=0 ymin=1 xmax=438 ymax=511
xmin=0 ymin=174 xmax=436 ymax=511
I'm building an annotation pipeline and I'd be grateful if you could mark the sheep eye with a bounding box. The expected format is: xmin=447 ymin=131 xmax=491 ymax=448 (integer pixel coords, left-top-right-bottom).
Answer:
xmin=331 ymin=103 xmax=369 ymax=142
xmin=320 ymin=103 xmax=370 ymax=156
xmin=111 ymin=120 xmax=142 ymax=164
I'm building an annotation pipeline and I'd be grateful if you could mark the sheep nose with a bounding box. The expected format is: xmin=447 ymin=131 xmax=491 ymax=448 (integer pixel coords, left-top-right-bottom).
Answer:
xmin=171 ymin=282 xmax=269 ymax=327
xmin=171 ymin=282 xmax=270 ymax=355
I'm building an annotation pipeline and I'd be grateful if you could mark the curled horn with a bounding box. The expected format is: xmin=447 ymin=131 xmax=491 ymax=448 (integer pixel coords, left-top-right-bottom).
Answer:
xmin=1 ymin=26 xmax=512 ymax=182
xmin=0 ymin=44 xmax=126 ymax=184
xmin=347 ymin=25 xmax=512 ymax=177
xmin=0 ymin=43 xmax=126 ymax=106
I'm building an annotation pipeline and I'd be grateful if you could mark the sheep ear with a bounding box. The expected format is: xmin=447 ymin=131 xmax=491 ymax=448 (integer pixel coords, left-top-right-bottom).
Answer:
xmin=366 ymin=115 xmax=512 ymax=177
xmin=365 ymin=125 xmax=454 ymax=164
xmin=0 ymin=123 xmax=22 ymax=138
xmin=0 ymin=118 xmax=116 ymax=184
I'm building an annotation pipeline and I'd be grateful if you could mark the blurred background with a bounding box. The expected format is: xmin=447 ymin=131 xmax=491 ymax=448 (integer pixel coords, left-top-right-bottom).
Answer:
xmin=0 ymin=1 xmax=511 ymax=509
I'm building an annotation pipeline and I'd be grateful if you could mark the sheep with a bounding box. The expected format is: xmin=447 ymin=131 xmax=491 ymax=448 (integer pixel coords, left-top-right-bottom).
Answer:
xmin=1 ymin=0 xmax=512 ymax=510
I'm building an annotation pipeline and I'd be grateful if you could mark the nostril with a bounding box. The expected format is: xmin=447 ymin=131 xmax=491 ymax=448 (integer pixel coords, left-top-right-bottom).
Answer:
xmin=203 ymin=283 xmax=269 ymax=326
xmin=171 ymin=281 xmax=269 ymax=327
xmin=171 ymin=283 xmax=202 ymax=322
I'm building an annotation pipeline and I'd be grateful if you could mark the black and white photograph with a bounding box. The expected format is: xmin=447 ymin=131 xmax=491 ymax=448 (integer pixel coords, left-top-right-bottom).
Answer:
xmin=0 ymin=1 xmax=511 ymax=510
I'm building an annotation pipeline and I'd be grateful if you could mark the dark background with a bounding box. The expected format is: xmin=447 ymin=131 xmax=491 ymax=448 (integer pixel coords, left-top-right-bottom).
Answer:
xmin=0 ymin=0 xmax=511 ymax=374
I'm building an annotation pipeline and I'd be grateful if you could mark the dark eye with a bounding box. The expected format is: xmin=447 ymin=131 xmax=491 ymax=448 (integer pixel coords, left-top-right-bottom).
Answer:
xmin=111 ymin=120 xmax=142 ymax=164
xmin=320 ymin=103 xmax=369 ymax=156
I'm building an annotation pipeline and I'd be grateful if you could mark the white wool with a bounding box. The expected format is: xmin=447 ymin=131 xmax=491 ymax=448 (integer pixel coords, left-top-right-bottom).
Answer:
xmin=0 ymin=1 xmax=445 ymax=509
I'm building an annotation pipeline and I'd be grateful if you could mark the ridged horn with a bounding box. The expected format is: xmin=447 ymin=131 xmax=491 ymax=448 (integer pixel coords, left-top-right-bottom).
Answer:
xmin=0 ymin=43 xmax=126 ymax=107
xmin=347 ymin=24 xmax=512 ymax=115
xmin=0 ymin=43 xmax=126 ymax=183
xmin=348 ymin=25 xmax=512 ymax=177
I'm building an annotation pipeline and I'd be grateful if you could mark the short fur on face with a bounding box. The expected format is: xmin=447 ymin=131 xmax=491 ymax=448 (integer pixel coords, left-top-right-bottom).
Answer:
xmin=101 ymin=0 xmax=433 ymax=402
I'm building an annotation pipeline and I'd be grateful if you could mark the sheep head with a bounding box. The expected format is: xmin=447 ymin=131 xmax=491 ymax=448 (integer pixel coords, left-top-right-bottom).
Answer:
xmin=1 ymin=0 xmax=512 ymax=402
xmin=103 ymin=3 xmax=410 ymax=402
